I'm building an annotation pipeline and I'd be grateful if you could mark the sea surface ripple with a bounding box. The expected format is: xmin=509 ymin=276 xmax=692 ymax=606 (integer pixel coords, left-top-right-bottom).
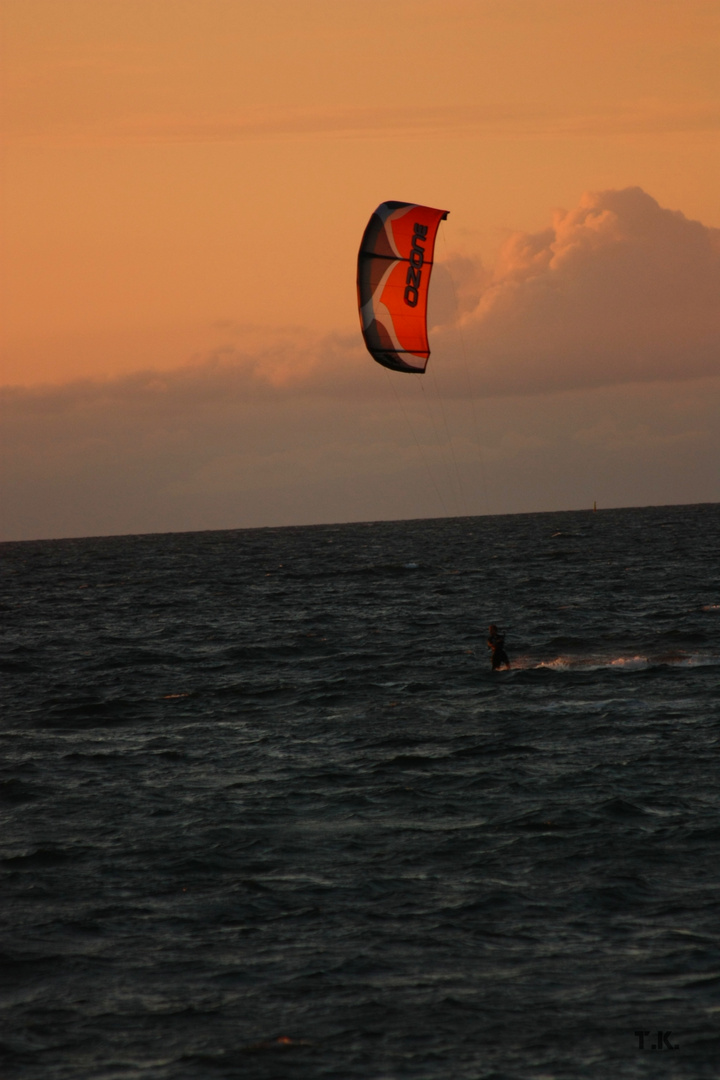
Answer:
xmin=2 ymin=503 xmax=720 ymax=1078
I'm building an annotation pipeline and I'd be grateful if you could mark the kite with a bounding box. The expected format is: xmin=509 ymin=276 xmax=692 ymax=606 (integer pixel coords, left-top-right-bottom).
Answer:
xmin=357 ymin=200 xmax=448 ymax=373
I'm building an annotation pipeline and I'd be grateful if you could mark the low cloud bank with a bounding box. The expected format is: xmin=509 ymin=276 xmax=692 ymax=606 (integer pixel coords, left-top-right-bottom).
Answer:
xmin=2 ymin=367 xmax=719 ymax=540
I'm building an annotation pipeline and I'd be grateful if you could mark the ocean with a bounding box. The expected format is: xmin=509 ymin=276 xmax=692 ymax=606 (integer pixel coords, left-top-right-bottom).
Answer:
xmin=2 ymin=503 xmax=719 ymax=1079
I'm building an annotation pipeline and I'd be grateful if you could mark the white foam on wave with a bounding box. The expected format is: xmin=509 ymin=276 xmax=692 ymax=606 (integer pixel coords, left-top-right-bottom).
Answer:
xmin=507 ymin=652 xmax=719 ymax=673
xmin=610 ymin=655 xmax=651 ymax=670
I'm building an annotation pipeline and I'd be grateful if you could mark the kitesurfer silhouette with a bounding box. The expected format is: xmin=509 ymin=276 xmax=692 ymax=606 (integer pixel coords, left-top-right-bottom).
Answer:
xmin=487 ymin=624 xmax=510 ymax=671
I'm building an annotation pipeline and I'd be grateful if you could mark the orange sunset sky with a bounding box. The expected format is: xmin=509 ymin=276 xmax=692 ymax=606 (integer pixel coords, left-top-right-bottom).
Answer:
xmin=2 ymin=0 xmax=720 ymax=540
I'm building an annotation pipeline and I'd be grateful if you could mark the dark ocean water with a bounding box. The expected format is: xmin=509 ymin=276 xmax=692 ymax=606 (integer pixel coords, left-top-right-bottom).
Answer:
xmin=2 ymin=503 xmax=720 ymax=1079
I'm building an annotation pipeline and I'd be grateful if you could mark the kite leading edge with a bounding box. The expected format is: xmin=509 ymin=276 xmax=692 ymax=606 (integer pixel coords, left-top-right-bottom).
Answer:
xmin=357 ymin=200 xmax=449 ymax=373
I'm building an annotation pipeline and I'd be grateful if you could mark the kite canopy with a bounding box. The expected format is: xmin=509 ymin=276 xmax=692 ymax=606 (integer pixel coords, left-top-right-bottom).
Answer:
xmin=357 ymin=201 xmax=449 ymax=373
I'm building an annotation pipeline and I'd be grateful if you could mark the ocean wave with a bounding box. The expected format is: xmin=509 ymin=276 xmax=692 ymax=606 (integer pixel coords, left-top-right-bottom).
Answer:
xmin=507 ymin=651 xmax=720 ymax=673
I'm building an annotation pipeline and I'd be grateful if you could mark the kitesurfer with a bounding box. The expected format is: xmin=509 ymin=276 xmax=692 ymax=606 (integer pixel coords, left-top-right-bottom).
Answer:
xmin=487 ymin=624 xmax=510 ymax=671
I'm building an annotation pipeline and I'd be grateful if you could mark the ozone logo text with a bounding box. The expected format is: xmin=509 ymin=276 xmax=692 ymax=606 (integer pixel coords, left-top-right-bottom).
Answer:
xmin=404 ymin=223 xmax=428 ymax=307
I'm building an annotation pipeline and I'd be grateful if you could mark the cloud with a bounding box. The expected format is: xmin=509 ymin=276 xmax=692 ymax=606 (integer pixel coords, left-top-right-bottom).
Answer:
xmin=7 ymin=101 xmax=720 ymax=147
xmin=3 ymin=188 xmax=718 ymax=406
xmin=447 ymin=187 xmax=720 ymax=395
xmin=76 ymin=185 xmax=716 ymax=402
xmin=2 ymin=187 xmax=720 ymax=540
xmin=2 ymin=360 xmax=719 ymax=541
xmin=3 ymin=187 xmax=719 ymax=404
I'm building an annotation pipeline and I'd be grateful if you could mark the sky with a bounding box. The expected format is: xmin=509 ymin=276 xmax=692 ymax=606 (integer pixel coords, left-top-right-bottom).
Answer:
xmin=2 ymin=0 xmax=720 ymax=540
